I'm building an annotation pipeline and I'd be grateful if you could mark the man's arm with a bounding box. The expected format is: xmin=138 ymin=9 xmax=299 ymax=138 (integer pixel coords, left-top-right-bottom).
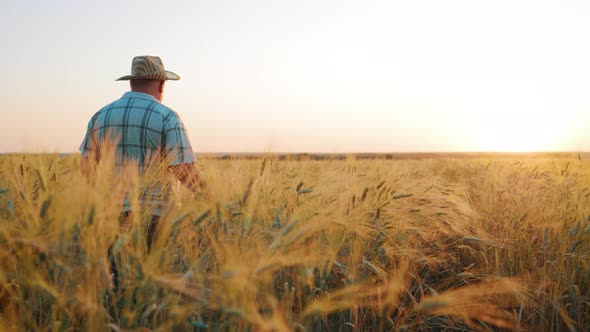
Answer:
xmin=80 ymin=115 xmax=98 ymax=178
xmin=170 ymin=163 xmax=206 ymax=193
xmin=162 ymin=112 xmax=204 ymax=192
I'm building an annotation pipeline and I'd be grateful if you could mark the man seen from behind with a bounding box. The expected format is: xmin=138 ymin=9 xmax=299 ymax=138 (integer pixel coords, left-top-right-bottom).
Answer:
xmin=79 ymin=55 xmax=205 ymax=251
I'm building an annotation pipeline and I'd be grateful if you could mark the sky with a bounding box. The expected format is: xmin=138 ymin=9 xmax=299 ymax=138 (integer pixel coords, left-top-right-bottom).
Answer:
xmin=1 ymin=0 xmax=589 ymax=153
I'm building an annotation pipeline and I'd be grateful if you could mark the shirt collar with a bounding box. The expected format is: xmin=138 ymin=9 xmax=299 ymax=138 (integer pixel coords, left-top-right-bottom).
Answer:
xmin=122 ymin=91 xmax=159 ymax=102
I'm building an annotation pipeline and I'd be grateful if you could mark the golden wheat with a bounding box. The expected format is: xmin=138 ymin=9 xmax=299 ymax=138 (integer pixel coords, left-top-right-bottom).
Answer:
xmin=0 ymin=154 xmax=588 ymax=331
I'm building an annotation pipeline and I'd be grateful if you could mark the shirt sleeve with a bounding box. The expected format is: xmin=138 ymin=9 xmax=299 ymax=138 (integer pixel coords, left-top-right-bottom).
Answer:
xmin=79 ymin=116 xmax=96 ymax=156
xmin=163 ymin=114 xmax=196 ymax=166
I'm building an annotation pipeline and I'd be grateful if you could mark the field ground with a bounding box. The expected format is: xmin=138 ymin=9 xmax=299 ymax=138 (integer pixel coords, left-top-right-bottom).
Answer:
xmin=0 ymin=153 xmax=588 ymax=331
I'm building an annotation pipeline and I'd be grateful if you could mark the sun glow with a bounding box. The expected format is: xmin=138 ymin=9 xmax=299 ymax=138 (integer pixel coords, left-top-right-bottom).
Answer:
xmin=467 ymin=107 xmax=572 ymax=152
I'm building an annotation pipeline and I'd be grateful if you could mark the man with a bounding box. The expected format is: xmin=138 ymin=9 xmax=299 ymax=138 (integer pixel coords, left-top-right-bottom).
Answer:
xmin=79 ymin=55 xmax=205 ymax=250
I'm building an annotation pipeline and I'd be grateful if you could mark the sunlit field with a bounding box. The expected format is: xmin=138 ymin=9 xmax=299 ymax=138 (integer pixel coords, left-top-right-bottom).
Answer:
xmin=0 ymin=153 xmax=588 ymax=331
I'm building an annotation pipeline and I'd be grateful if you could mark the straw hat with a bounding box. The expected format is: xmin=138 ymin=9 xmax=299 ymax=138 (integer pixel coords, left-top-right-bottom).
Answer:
xmin=116 ymin=55 xmax=180 ymax=81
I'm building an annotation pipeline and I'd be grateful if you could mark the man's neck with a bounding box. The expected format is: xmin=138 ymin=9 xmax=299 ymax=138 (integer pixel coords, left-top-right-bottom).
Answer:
xmin=131 ymin=89 xmax=161 ymax=102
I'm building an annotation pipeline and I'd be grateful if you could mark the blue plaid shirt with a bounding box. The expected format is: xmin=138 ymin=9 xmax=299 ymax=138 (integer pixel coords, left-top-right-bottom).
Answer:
xmin=80 ymin=91 xmax=195 ymax=215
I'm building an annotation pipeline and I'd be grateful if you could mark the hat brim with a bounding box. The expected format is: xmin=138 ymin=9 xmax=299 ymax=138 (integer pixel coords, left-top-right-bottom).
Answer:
xmin=116 ymin=70 xmax=180 ymax=81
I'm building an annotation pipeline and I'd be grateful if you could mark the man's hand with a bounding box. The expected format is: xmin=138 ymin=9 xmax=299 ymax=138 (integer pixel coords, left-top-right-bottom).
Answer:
xmin=169 ymin=163 xmax=206 ymax=193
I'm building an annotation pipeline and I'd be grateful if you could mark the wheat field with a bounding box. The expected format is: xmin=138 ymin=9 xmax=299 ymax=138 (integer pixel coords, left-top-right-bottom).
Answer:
xmin=0 ymin=153 xmax=588 ymax=331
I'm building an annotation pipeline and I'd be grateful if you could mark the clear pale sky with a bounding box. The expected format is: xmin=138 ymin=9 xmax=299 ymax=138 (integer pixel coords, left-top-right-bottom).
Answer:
xmin=2 ymin=0 xmax=589 ymax=153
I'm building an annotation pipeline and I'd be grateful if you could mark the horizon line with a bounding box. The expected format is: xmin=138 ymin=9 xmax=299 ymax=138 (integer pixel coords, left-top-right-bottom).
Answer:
xmin=1 ymin=151 xmax=589 ymax=155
